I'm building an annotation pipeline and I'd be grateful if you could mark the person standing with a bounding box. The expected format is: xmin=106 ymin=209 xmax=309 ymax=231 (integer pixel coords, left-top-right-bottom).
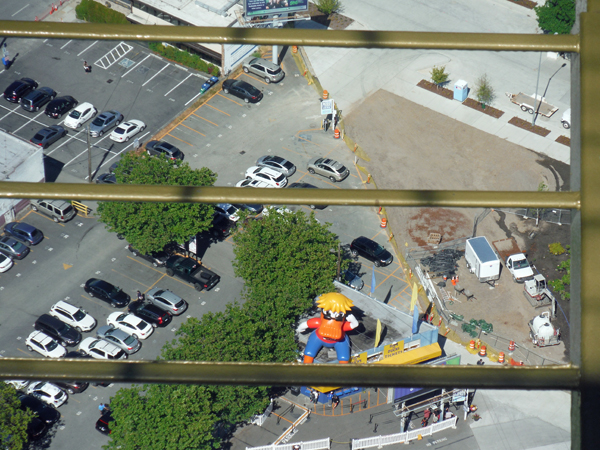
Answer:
xmin=83 ymin=61 xmax=91 ymax=73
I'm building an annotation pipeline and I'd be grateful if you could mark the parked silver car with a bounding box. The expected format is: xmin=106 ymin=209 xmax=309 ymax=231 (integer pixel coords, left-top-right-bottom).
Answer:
xmin=96 ymin=325 xmax=141 ymax=354
xmin=256 ymin=155 xmax=296 ymax=177
xmin=89 ymin=110 xmax=124 ymax=137
xmin=242 ymin=57 xmax=285 ymax=83
xmin=307 ymin=157 xmax=350 ymax=182
xmin=146 ymin=288 xmax=188 ymax=315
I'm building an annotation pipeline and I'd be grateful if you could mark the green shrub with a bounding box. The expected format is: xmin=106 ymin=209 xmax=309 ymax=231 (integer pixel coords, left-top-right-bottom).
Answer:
xmin=148 ymin=42 xmax=220 ymax=76
xmin=430 ymin=65 xmax=449 ymax=87
xmin=548 ymin=242 xmax=566 ymax=255
xmin=76 ymin=0 xmax=129 ymax=24
xmin=475 ymin=74 xmax=495 ymax=107
xmin=315 ymin=0 xmax=344 ymax=15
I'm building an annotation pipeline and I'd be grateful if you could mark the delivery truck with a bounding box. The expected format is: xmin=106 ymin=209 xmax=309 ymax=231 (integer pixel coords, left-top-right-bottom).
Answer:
xmin=465 ymin=236 xmax=501 ymax=283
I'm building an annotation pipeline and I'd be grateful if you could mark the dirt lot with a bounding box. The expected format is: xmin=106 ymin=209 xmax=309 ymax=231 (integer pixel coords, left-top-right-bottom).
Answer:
xmin=344 ymin=90 xmax=571 ymax=363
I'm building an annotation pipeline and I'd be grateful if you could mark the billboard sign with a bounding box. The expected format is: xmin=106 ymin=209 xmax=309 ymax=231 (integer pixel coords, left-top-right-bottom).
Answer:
xmin=246 ymin=0 xmax=308 ymax=17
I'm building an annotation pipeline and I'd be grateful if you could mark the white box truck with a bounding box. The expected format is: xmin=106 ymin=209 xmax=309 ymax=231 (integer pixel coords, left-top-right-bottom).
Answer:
xmin=465 ymin=236 xmax=501 ymax=283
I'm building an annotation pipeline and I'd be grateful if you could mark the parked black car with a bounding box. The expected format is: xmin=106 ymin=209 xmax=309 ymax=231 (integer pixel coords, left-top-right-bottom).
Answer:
xmin=21 ymin=87 xmax=56 ymax=112
xmin=127 ymin=244 xmax=170 ymax=267
xmin=30 ymin=125 xmax=67 ymax=149
xmin=27 ymin=417 xmax=48 ymax=440
xmin=19 ymin=394 xmax=61 ymax=425
xmin=96 ymin=410 xmax=114 ymax=434
xmin=288 ymin=182 xmax=328 ymax=210
xmin=350 ymin=236 xmax=394 ymax=267
xmin=84 ymin=278 xmax=130 ymax=308
xmin=222 ymin=79 xmax=263 ymax=103
xmin=95 ymin=173 xmax=117 ymax=184
xmin=45 ymin=95 xmax=78 ymax=118
xmin=209 ymin=213 xmax=236 ymax=239
xmin=53 ymin=380 xmax=89 ymax=394
xmin=128 ymin=301 xmax=172 ymax=328
xmin=35 ymin=314 xmax=82 ymax=347
xmin=3 ymin=77 xmax=38 ymax=103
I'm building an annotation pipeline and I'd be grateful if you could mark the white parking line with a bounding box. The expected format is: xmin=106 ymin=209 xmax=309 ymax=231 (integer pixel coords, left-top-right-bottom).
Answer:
xmin=164 ymin=74 xmax=193 ymax=97
xmin=122 ymin=54 xmax=152 ymax=78
xmin=185 ymin=92 xmax=203 ymax=106
xmin=142 ymin=63 xmax=170 ymax=87
xmin=0 ymin=104 xmax=25 ymax=122
xmin=60 ymin=40 xmax=72 ymax=50
xmin=13 ymin=110 xmax=47 ymax=133
xmin=12 ymin=4 xmax=30 ymax=16
xmin=94 ymin=131 xmax=151 ymax=174
xmin=63 ymin=134 xmax=118 ymax=167
xmin=45 ymin=129 xmax=87 ymax=156
xmin=77 ymin=41 xmax=98 ymax=57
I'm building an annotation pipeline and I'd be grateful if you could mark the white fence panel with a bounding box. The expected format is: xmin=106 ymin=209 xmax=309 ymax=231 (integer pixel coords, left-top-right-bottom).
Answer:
xmin=248 ymin=438 xmax=330 ymax=450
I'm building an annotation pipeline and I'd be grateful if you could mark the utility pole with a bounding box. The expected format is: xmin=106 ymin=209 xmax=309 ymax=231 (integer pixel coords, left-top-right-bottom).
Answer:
xmin=533 ymin=63 xmax=567 ymax=126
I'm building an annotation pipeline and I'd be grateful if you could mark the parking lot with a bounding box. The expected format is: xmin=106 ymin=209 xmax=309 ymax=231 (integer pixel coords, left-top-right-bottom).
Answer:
xmin=0 ymin=40 xmax=411 ymax=449
xmin=0 ymin=38 xmax=212 ymax=182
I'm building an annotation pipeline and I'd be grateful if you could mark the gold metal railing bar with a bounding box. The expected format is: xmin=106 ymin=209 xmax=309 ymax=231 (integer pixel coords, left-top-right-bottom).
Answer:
xmin=0 ymin=21 xmax=580 ymax=53
xmin=0 ymin=359 xmax=580 ymax=390
xmin=0 ymin=182 xmax=581 ymax=209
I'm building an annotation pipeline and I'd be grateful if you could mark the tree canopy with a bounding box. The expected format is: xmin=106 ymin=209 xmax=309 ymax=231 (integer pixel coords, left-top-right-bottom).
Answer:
xmin=97 ymin=152 xmax=217 ymax=254
xmin=106 ymin=210 xmax=343 ymax=449
xmin=535 ymin=0 xmax=575 ymax=34
xmin=0 ymin=383 xmax=34 ymax=450
xmin=106 ymin=384 xmax=219 ymax=450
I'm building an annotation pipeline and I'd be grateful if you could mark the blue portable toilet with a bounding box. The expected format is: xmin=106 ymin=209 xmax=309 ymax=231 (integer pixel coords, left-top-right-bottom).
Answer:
xmin=454 ymin=80 xmax=468 ymax=102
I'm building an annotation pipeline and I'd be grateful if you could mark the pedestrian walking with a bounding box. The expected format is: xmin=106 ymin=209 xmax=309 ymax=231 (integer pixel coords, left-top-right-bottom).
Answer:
xmin=477 ymin=359 xmax=485 ymax=366
xmin=137 ymin=290 xmax=145 ymax=302
xmin=332 ymin=394 xmax=340 ymax=409
xmin=83 ymin=61 xmax=91 ymax=73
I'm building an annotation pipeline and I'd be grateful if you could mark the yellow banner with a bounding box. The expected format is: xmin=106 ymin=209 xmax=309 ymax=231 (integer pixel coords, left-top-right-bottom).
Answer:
xmin=383 ymin=340 xmax=405 ymax=359
xmin=352 ymin=351 xmax=368 ymax=364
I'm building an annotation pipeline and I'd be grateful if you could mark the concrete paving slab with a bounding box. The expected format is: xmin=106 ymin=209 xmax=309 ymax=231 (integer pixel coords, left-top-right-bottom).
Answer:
xmin=471 ymin=113 xmax=508 ymax=135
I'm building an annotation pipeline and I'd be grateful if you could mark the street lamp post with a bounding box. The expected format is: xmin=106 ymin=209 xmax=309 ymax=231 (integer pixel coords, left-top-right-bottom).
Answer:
xmin=532 ymin=63 xmax=567 ymax=127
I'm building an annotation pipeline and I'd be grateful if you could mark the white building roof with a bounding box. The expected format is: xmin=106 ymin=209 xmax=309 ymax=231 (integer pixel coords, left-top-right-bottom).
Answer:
xmin=131 ymin=0 xmax=241 ymax=28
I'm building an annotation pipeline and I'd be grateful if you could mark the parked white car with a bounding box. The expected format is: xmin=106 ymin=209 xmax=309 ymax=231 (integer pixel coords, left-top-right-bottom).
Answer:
xmin=4 ymin=380 xmax=30 ymax=390
xmin=79 ymin=337 xmax=128 ymax=360
xmin=245 ymin=166 xmax=288 ymax=188
xmin=109 ymin=119 xmax=146 ymax=143
xmin=50 ymin=300 xmax=96 ymax=332
xmin=63 ymin=102 xmax=97 ymax=129
xmin=26 ymin=382 xmax=68 ymax=408
xmin=107 ymin=312 xmax=153 ymax=340
xmin=0 ymin=252 xmax=13 ymax=273
xmin=25 ymin=331 xmax=67 ymax=358
xmin=235 ymin=178 xmax=275 ymax=188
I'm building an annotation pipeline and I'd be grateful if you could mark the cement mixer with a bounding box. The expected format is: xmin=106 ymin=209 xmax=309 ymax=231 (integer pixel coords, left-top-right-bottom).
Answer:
xmin=529 ymin=311 xmax=560 ymax=347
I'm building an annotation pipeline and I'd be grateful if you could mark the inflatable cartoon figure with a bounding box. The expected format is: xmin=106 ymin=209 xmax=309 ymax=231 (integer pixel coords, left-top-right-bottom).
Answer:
xmin=298 ymin=292 xmax=359 ymax=364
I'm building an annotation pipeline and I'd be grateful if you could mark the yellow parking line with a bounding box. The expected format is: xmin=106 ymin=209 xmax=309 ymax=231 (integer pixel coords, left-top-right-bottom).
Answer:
xmin=243 ymin=73 xmax=269 ymax=85
xmin=144 ymin=272 xmax=167 ymax=293
xmin=205 ymin=103 xmax=231 ymax=116
xmin=297 ymin=135 xmax=321 ymax=146
xmin=281 ymin=146 xmax=304 ymax=157
xmin=375 ymin=266 xmax=402 ymax=289
xmin=179 ymin=123 xmax=206 ymax=137
xmin=166 ymin=134 xmax=193 ymax=146
xmin=217 ymin=93 xmax=244 ymax=106
xmin=30 ymin=210 xmax=66 ymax=225
xmin=111 ymin=268 xmax=151 ymax=288
xmin=193 ymin=114 xmax=219 ymax=126
xmin=126 ymin=255 xmax=164 ymax=274
xmin=18 ymin=348 xmax=31 ymax=356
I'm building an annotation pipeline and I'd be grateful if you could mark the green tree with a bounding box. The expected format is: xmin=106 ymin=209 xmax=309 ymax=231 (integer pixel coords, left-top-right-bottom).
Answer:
xmin=535 ymin=0 xmax=575 ymax=34
xmin=97 ymin=152 xmax=217 ymax=254
xmin=475 ymin=74 xmax=495 ymax=107
xmin=106 ymin=384 xmax=219 ymax=450
xmin=0 ymin=383 xmax=34 ymax=450
xmin=232 ymin=210 xmax=341 ymax=318
xmin=430 ymin=65 xmax=449 ymax=88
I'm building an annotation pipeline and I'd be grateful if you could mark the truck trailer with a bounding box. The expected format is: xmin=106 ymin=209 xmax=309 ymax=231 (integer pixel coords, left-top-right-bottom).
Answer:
xmin=465 ymin=236 xmax=501 ymax=283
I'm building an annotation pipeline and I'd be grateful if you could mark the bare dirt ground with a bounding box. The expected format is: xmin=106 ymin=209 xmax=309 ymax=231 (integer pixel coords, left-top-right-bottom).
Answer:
xmin=344 ymin=90 xmax=571 ymax=363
